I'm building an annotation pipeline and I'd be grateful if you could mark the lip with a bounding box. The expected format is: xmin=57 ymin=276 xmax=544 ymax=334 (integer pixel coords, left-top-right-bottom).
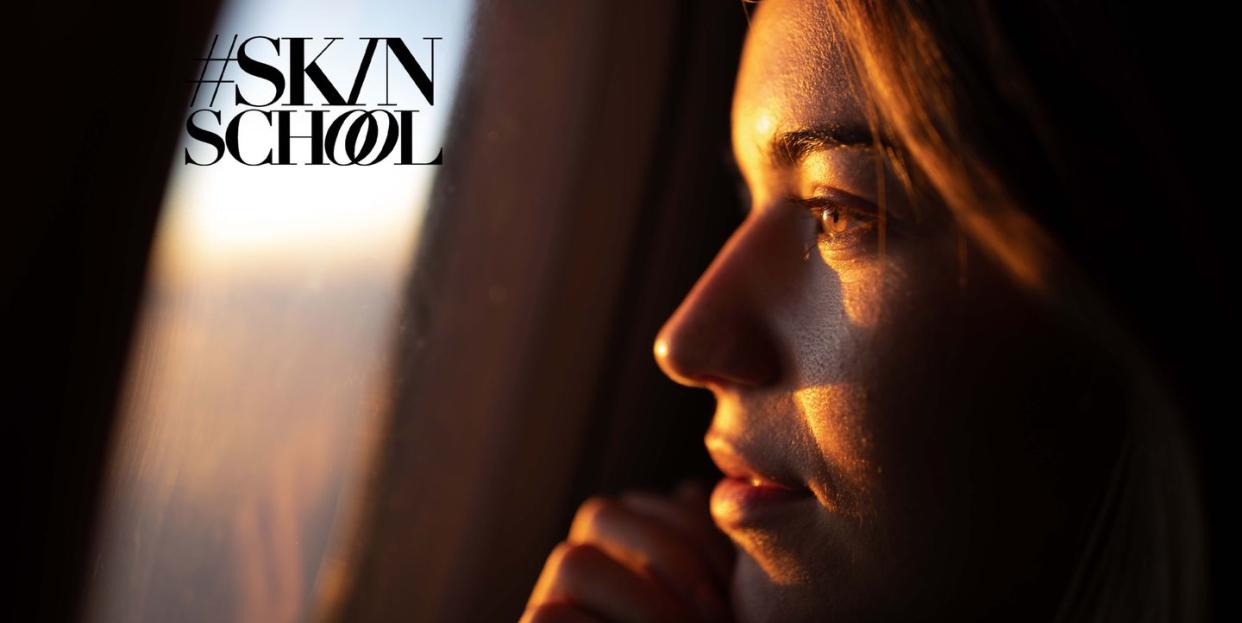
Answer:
xmin=705 ymin=433 xmax=813 ymax=528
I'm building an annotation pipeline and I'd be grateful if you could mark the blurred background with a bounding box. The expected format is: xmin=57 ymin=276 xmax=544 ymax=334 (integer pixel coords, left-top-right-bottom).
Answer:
xmin=10 ymin=0 xmax=749 ymax=621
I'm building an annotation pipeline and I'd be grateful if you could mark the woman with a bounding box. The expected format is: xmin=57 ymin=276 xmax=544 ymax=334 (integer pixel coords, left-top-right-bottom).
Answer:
xmin=523 ymin=0 xmax=1210 ymax=621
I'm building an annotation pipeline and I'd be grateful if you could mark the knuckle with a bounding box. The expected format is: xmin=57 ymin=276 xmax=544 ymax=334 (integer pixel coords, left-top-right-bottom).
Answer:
xmin=570 ymin=495 xmax=618 ymax=537
xmin=554 ymin=541 xmax=603 ymax=575
xmin=530 ymin=542 xmax=600 ymax=607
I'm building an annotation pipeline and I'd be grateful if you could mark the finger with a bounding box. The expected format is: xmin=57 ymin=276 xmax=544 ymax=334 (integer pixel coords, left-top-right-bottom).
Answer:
xmin=617 ymin=491 xmax=735 ymax=589
xmin=569 ymin=497 xmax=729 ymax=622
xmin=527 ymin=541 xmax=685 ymax=623
xmin=519 ymin=601 xmax=603 ymax=623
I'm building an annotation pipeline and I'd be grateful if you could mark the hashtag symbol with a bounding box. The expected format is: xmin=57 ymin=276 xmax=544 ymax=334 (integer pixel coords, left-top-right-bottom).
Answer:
xmin=188 ymin=34 xmax=238 ymax=108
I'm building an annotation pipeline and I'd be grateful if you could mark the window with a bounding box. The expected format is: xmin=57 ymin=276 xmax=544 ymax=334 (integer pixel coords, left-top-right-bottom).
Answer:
xmin=73 ymin=2 xmax=750 ymax=621
xmin=86 ymin=2 xmax=473 ymax=622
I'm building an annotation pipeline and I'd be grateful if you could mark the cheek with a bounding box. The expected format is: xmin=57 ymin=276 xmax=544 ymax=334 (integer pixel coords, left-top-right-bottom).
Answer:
xmin=778 ymin=240 xmax=960 ymax=512
xmin=822 ymin=256 xmax=891 ymax=329
xmin=793 ymin=383 xmax=874 ymax=516
xmin=840 ymin=241 xmax=990 ymax=489
xmin=780 ymin=240 xmax=990 ymax=601
xmin=781 ymin=236 xmax=955 ymax=389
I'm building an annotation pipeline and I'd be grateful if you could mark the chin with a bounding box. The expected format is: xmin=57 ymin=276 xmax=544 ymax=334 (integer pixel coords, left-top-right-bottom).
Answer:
xmin=725 ymin=522 xmax=900 ymax=623
xmin=731 ymin=551 xmax=825 ymax=623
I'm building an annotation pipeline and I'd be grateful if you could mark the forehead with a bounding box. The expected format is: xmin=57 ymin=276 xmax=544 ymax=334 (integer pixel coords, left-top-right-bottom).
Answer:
xmin=732 ymin=0 xmax=869 ymax=170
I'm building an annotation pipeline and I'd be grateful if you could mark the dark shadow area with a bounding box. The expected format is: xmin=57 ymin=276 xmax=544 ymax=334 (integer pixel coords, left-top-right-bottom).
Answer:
xmin=9 ymin=2 xmax=222 ymax=621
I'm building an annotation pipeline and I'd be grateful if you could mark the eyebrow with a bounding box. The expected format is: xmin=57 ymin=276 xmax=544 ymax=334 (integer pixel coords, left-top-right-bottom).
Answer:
xmin=768 ymin=124 xmax=876 ymax=167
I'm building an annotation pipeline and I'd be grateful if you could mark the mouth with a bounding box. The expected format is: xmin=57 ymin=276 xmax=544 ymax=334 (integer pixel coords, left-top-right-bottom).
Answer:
xmin=705 ymin=432 xmax=815 ymax=529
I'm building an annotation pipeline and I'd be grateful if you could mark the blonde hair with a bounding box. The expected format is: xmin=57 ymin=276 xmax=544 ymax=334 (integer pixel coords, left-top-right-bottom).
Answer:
xmin=817 ymin=1 xmax=1209 ymax=620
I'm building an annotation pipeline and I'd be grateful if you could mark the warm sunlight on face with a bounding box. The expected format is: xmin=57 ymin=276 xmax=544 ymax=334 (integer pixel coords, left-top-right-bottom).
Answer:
xmin=654 ymin=0 xmax=1124 ymax=620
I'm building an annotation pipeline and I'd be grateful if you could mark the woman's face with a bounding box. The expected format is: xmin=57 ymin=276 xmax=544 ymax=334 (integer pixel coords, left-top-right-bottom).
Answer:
xmin=654 ymin=0 xmax=1123 ymax=620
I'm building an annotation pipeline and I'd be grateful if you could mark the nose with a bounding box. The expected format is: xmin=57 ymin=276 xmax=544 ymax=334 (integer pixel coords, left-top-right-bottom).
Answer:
xmin=653 ymin=212 xmax=792 ymax=390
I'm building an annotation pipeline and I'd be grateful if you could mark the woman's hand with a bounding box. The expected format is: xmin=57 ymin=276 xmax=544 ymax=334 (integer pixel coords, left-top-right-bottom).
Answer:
xmin=521 ymin=481 xmax=735 ymax=623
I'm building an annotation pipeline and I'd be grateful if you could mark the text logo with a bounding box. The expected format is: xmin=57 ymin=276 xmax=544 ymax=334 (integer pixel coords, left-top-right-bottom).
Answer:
xmin=185 ymin=35 xmax=443 ymax=166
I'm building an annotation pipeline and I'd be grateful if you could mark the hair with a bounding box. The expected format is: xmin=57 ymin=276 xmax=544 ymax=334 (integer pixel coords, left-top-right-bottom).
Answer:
xmin=809 ymin=1 xmax=1212 ymax=621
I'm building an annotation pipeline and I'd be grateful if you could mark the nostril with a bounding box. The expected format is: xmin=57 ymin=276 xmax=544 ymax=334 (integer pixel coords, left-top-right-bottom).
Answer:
xmin=653 ymin=316 xmax=782 ymax=390
xmin=653 ymin=324 xmax=715 ymax=390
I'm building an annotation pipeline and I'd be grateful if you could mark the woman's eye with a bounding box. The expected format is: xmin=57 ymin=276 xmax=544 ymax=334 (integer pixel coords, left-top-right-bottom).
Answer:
xmin=804 ymin=197 xmax=878 ymax=250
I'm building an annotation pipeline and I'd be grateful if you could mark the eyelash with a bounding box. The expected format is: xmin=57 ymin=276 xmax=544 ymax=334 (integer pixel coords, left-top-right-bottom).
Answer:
xmin=800 ymin=195 xmax=879 ymax=251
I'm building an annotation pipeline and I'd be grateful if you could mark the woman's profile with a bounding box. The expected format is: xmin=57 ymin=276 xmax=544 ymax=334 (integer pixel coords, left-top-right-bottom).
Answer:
xmin=522 ymin=0 xmax=1210 ymax=621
